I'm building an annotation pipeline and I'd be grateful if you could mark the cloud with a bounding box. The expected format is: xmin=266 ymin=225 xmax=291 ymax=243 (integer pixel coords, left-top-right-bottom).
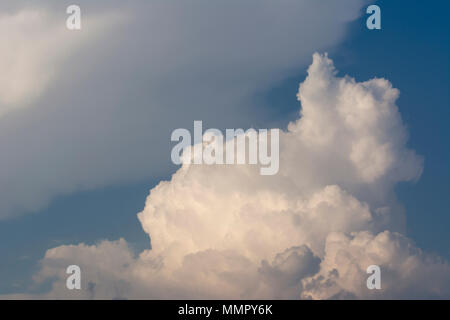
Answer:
xmin=302 ymin=231 xmax=450 ymax=299
xmin=0 ymin=0 xmax=370 ymax=219
xmin=7 ymin=53 xmax=449 ymax=299
xmin=0 ymin=7 xmax=123 ymax=115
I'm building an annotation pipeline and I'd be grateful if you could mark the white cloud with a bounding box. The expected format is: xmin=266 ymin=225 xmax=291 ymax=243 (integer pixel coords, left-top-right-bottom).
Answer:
xmin=7 ymin=53 xmax=448 ymax=299
xmin=0 ymin=0 xmax=369 ymax=219
xmin=302 ymin=231 xmax=450 ymax=299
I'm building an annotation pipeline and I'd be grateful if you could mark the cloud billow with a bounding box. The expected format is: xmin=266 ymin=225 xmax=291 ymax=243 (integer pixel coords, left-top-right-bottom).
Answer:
xmin=12 ymin=54 xmax=450 ymax=299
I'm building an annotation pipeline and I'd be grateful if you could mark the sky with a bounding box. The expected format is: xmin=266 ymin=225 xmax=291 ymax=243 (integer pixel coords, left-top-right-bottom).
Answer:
xmin=0 ymin=0 xmax=449 ymax=298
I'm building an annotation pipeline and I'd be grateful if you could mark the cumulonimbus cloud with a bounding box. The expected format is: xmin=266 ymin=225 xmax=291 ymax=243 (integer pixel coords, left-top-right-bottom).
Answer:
xmin=8 ymin=54 xmax=449 ymax=299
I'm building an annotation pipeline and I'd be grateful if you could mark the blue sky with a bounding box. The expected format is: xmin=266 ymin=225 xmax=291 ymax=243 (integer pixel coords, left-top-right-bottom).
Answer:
xmin=0 ymin=1 xmax=449 ymax=297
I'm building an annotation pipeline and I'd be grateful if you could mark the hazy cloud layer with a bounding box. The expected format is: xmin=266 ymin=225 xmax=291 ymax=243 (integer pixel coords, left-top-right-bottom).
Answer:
xmin=0 ymin=7 xmax=122 ymax=113
xmin=8 ymin=54 xmax=449 ymax=299
xmin=0 ymin=0 xmax=369 ymax=219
